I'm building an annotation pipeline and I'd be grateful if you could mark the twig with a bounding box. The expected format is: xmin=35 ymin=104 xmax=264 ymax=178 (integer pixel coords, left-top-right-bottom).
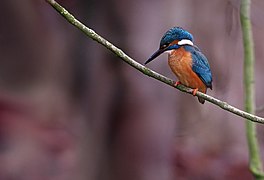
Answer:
xmin=45 ymin=0 xmax=264 ymax=124
xmin=241 ymin=0 xmax=264 ymax=177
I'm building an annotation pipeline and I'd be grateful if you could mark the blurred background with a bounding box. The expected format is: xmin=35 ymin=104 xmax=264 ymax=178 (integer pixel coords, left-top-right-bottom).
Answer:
xmin=1 ymin=0 xmax=264 ymax=179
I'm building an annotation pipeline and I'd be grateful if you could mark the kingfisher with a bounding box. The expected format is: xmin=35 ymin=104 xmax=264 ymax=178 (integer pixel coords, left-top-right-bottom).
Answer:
xmin=145 ymin=27 xmax=212 ymax=104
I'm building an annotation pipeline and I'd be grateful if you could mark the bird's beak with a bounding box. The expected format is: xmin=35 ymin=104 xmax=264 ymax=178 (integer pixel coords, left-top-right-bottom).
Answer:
xmin=144 ymin=48 xmax=166 ymax=65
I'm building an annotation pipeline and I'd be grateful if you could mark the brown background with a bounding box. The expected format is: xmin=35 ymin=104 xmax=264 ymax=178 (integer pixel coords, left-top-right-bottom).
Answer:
xmin=0 ymin=0 xmax=264 ymax=179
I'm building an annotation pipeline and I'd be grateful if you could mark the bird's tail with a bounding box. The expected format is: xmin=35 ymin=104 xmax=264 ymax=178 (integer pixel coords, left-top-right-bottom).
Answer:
xmin=198 ymin=97 xmax=205 ymax=104
xmin=197 ymin=88 xmax=207 ymax=104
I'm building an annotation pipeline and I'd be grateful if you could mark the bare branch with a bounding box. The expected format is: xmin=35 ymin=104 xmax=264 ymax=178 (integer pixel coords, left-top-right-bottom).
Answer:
xmin=241 ymin=0 xmax=264 ymax=177
xmin=45 ymin=0 xmax=264 ymax=124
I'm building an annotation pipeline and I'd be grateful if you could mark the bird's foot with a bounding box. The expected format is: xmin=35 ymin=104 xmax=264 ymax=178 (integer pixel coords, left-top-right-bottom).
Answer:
xmin=174 ymin=81 xmax=181 ymax=86
xmin=192 ymin=88 xmax=198 ymax=96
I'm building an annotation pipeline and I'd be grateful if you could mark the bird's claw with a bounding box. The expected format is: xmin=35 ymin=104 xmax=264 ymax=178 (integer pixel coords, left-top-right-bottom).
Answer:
xmin=192 ymin=88 xmax=198 ymax=96
xmin=174 ymin=81 xmax=181 ymax=86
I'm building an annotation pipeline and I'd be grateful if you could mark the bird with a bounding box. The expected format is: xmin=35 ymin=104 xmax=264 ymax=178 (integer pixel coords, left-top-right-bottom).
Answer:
xmin=145 ymin=27 xmax=212 ymax=104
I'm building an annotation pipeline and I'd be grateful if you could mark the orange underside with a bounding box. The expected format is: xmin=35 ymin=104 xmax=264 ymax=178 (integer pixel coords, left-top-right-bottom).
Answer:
xmin=168 ymin=47 xmax=207 ymax=93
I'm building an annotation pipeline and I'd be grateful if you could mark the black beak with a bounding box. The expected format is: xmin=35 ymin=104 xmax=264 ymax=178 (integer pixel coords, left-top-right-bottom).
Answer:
xmin=144 ymin=48 xmax=166 ymax=65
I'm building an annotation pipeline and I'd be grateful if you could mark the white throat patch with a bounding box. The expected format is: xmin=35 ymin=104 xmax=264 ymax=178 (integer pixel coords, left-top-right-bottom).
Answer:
xmin=177 ymin=39 xmax=193 ymax=46
xmin=165 ymin=50 xmax=174 ymax=55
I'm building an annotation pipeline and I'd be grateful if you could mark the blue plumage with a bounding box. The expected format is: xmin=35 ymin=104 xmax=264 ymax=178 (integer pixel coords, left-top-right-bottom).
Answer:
xmin=160 ymin=27 xmax=193 ymax=47
xmin=145 ymin=26 xmax=213 ymax=104
xmin=184 ymin=46 xmax=213 ymax=89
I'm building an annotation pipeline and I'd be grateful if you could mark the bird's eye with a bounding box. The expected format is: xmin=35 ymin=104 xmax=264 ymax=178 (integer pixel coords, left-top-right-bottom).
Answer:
xmin=161 ymin=43 xmax=169 ymax=49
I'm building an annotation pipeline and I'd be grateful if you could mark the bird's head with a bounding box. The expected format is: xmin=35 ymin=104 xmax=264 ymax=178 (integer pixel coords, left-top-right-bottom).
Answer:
xmin=145 ymin=27 xmax=194 ymax=64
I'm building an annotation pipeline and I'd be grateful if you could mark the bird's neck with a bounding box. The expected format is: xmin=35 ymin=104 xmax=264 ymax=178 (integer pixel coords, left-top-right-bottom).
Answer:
xmin=168 ymin=47 xmax=185 ymax=61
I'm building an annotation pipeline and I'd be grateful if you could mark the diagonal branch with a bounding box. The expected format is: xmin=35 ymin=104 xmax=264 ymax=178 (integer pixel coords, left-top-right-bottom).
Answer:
xmin=45 ymin=0 xmax=264 ymax=124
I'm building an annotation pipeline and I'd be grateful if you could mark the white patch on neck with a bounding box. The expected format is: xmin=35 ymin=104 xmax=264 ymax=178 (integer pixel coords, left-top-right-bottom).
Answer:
xmin=165 ymin=50 xmax=174 ymax=55
xmin=178 ymin=39 xmax=193 ymax=46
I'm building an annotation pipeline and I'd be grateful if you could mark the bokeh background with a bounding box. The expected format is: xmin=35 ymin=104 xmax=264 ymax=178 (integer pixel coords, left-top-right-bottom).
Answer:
xmin=1 ymin=0 xmax=264 ymax=179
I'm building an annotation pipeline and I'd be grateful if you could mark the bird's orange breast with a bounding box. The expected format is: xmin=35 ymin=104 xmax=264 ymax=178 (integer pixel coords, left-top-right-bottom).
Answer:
xmin=168 ymin=47 xmax=207 ymax=93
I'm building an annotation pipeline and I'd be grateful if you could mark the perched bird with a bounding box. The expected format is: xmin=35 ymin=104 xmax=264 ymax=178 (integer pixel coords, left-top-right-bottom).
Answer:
xmin=145 ymin=27 xmax=212 ymax=104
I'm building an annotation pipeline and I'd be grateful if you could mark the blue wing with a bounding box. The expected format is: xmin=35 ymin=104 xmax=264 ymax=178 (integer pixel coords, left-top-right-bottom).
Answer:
xmin=184 ymin=46 xmax=213 ymax=89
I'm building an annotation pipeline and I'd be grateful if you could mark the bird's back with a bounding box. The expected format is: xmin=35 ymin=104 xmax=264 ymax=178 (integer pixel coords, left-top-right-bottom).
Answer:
xmin=168 ymin=45 xmax=212 ymax=93
xmin=185 ymin=45 xmax=212 ymax=89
